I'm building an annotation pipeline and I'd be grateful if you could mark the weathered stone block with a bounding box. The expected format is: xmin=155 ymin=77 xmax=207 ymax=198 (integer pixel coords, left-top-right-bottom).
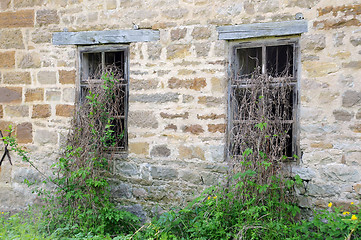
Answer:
xmin=356 ymin=109 xmax=361 ymax=119
xmin=130 ymin=93 xmax=179 ymax=103
xmin=36 ymin=9 xmax=60 ymax=26
xmin=287 ymin=0 xmax=320 ymax=8
xmin=167 ymin=44 xmax=191 ymax=60
xmin=16 ymin=122 xmax=32 ymax=144
xmin=133 ymin=188 xmax=147 ymax=199
xmin=333 ymin=32 xmax=345 ymax=47
xmin=168 ymin=77 xmax=206 ymax=91
xmin=333 ymin=110 xmax=353 ymax=122
xmin=350 ymin=124 xmax=361 ymax=133
xmin=197 ymin=113 xmax=225 ymax=120
xmin=307 ymin=183 xmax=338 ymax=197
xmin=63 ymin=88 xmax=75 ymax=102
xmin=342 ymin=90 xmax=361 ymax=107
xmin=46 ymin=90 xmax=61 ymax=102
xmin=129 ymin=142 xmax=149 ymax=155
xmin=55 ymin=104 xmax=74 ymax=117
xmin=194 ymin=43 xmax=210 ymax=57
xmin=18 ymin=53 xmax=41 ymax=69
xmin=350 ymin=37 xmax=361 ymax=46
xmin=130 ymin=79 xmax=159 ymax=90
xmin=3 ymin=72 xmax=31 ymax=85
xmin=302 ymin=34 xmax=326 ymax=51
xmin=34 ymin=129 xmax=57 ymax=145
xmin=179 ymin=170 xmax=202 ymax=184
xmin=5 ymin=105 xmax=29 ymax=117
xmin=171 ymin=28 xmax=187 ymax=41
xmin=32 ymin=104 xmax=51 ymax=118
xmin=178 ymin=145 xmax=205 ymax=160
xmin=147 ymin=43 xmax=162 ymax=60
xmin=31 ymin=29 xmax=52 ymax=44
xmin=303 ymin=61 xmax=338 ymax=78
xmin=25 ymin=88 xmax=43 ymax=102
xmin=151 ymin=166 xmax=178 ymax=180
xmin=0 ymin=87 xmax=22 ymax=103
xmin=128 ymin=111 xmax=158 ymax=129
xmin=0 ymin=120 xmax=13 ymax=132
xmin=37 ymin=71 xmax=57 ymax=84
xmin=321 ymin=164 xmax=361 ymax=183
xmin=165 ymin=124 xmax=177 ymax=131
xmin=150 ymin=145 xmax=171 ymax=157
xmin=0 ymin=51 xmax=15 ymax=68
xmin=310 ymin=142 xmax=333 ymax=149
xmin=0 ymin=105 xmax=3 ymax=118
xmin=0 ymin=0 xmax=10 ymax=10
xmin=160 ymin=112 xmax=189 ymax=119
xmin=208 ymin=124 xmax=226 ymax=133
xmin=162 ymin=8 xmax=188 ymax=19
xmin=0 ymin=29 xmax=24 ymax=49
xmin=192 ymin=27 xmax=211 ymax=40
xmin=182 ymin=124 xmax=204 ymax=135
xmin=198 ymin=96 xmax=224 ymax=107
xmin=14 ymin=0 xmax=44 ymax=8
xmin=292 ymin=166 xmax=316 ymax=181
xmin=182 ymin=95 xmax=194 ymax=103
xmin=0 ymin=10 xmax=34 ymax=28
xmin=114 ymin=161 xmax=139 ymax=177
xmin=112 ymin=183 xmax=132 ymax=199
xmin=59 ymin=70 xmax=76 ymax=84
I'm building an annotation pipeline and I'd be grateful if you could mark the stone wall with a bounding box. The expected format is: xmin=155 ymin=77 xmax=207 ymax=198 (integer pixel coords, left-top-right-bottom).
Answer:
xmin=0 ymin=0 xmax=360 ymax=218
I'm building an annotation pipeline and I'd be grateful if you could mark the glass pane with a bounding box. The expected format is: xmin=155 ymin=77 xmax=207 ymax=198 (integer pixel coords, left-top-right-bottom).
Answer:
xmin=266 ymin=45 xmax=293 ymax=77
xmin=236 ymin=47 xmax=262 ymax=78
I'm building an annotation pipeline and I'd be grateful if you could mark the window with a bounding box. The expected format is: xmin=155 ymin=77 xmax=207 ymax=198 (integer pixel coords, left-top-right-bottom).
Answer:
xmin=229 ymin=39 xmax=299 ymax=160
xmin=78 ymin=45 xmax=129 ymax=151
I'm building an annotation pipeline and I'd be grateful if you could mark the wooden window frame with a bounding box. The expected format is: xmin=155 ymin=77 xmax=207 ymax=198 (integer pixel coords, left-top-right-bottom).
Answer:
xmin=78 ymin=45 xmax=129 ymax=152
xmin=228 ymin=37 xmax=301 ymax=161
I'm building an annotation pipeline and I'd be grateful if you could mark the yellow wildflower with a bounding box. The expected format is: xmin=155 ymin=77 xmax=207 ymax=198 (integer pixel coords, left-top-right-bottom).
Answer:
xmin=1 ymin=212 xmax=3 ymax=214
xmin=343 ymin=212 xmax=350 ymax=215
xmin=351 ymin=202 xmax=354 ymax=205
xmin=213 ymin=196 xmax=217 ymax=199
xmin=207 ymin=196 xmax=211 ymax=200
xmin=328 ymin=202 xmax=332 ymax=208
xmin=351 ymin=215 xmax=358 ymax=220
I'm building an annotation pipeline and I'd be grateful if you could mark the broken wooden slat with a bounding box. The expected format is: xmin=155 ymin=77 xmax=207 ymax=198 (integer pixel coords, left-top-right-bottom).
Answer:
xmin=217 ymin=20 xmax=308 ymax=40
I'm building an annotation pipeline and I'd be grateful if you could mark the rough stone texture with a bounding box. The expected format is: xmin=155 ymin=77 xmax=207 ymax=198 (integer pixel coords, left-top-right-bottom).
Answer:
xmin=0 ymin=87 xmax=22 ymax=103
xmin=31 ymin=29 xmax=52 ymax=44
xmin=179 ymin=145 xmax=205 ymax=160
xmin=182 ymin=124 xmax=204 ymax=135
xmin=287 ymin=0 xmax=320 ymax=8
xmin=0 ymin=51 xmax=15 ymax=68
xmin=14 ymin=0 xmax=44 ymax=8
xmin=150 ymin=145 xmax=171 ymax=157
xmin=151 ymin=166 xmax=178 ymax=180
xmin=19 ymin=53 xmax=41 ymax=69
xmin=147 ymin=43 xmax=162 ymax=60
xmin=34 ymin=129 xmax=58 ymax=145
xmin=0 ymin=29 xmax=24 ymax=49
xmin=25 ymin=88 xmax=44 ymax=102
xmin=321 ymin=164 xmax=361 ymax=183
xmin=333 ymin=110 xmax=353 ymax=121
xmin=302 ymin=34 xmax=326 ymax=51
xmin=128 ymin=111 xmax=158 ymax=129
xmin=194 ymin=43 xmax=211 ymax=57
xmin=349 ymin=124 xmax=361 ymax=133
xmin=130 ymin=79 xmax=159 ymax=90
xmin=32 ymin=104 xmax=51 ymax=118
xmin=192 ymin=27 xmax=212 ymax=40
xmin=356 ymin=109 xmax=361 ymax=120
xmin=130 ymin=93 xmax=179 ymax=103
xmin=342 ymin=91 xmax=361 ymax=107
xmin=160 ymin=112 xmax=188 ymax=119
xmin=333 ymin=32 xmax=345 ymax=47
xmin=166 ymin=44 xmax=191 ymax=60
xmin=0 ymin=0 xmax=11 ymax=10
xmin=114 ymin=161 xmax=139 ymax=177
xmin=55 ymin=104 xmax=74 ymax=117
xmin=0 ymin=105 xmax=3 ymax=118
xmin=37 ymin=71 xmax=57 ymax=84
xmin=197 ymin=113 xmax=225 ymax=120
xmin=208 ymin=124 xmax=226 ymax=133
xmin=350 ymin=37 xmax=361 ymax=47
xmin=198 ymin=96 xmax=224 ymax=107
xmin=5 ymin=105 xmax=29 ymax=117
xmin=46 ymin=90 xmax=61 ymax=101
xmin=63 ymin=88 xmax=75 ymax=102
xmin=343 ymin=61 xmax=361 ymax=69
xmin=0 ymin=10 xmax=34 ymax=28
xmin=3 ymin=72 xmax=31 ymax=85
xmin=16 ymin=122 xmax=32 ymax=144
xmin=36 ymin=9 xmax=60 ymax=26
xmin=168 ymin=77 xmax=206 ymax=91
xmin=129 ymin=142 xmax=149 ymax=155
xmin=170 ymin=28 xmax=187 ymax=41
xmin=59 ymin=70 xmax=76 ymax=84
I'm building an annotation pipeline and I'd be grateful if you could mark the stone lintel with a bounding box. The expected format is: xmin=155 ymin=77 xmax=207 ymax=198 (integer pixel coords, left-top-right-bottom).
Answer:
xmin=53 ymin=29 xmax=160 ymax=45
xmin=217 ymin=20 xmax=308 ymax=40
